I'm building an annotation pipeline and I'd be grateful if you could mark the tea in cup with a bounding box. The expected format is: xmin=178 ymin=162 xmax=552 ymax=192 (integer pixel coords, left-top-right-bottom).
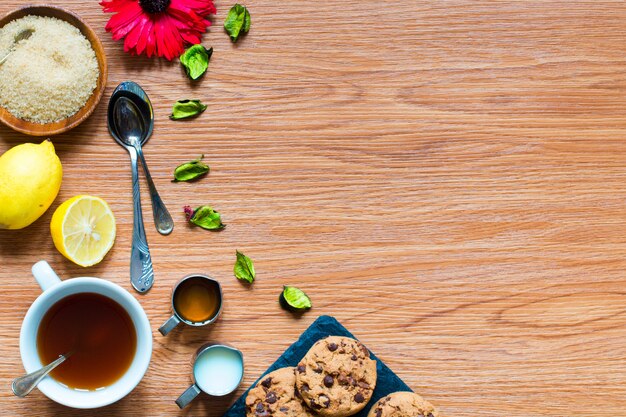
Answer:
xmin=175 ymin=343 xmax=244 ymax=408
xmin=37 ymin=292 xmax=136 ymax=390
xmin=20 ymin=261 xmax=152 ymax=409
xmin=158 ymin=274 xmax=222 ymax=336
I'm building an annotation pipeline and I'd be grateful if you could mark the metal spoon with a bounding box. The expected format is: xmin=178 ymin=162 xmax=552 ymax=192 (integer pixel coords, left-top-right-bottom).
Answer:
xmin=109 ymin=82 xmax=173 ymax=235
xmin=12 ymin=352 xmax=72 ymax=398
xmin=108 ymin=92 xmax=155 ymax=293
xmin=0 ymin=28 xmax=33 ymax=65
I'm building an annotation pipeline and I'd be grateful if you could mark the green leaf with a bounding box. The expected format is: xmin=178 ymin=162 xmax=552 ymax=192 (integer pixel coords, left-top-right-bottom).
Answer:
xmin=280 ymin=286 xmax=312 ymax=311
xmin=173 ymin=155 xmax=210 ymax=182
xmin=224 ymin=4 xmax=251 ymax=42
xmin=180 ymin=45 xmax=213 ymax=80
xmin=243 ymin=8 xmax=251 ymax=32
xmin=170 ymin=99 xmax=207 ymax=120
xmin=185 ymin=205 xmax=225 ymax=230
xmin=234 ymin=250 xmax=255 ymax=283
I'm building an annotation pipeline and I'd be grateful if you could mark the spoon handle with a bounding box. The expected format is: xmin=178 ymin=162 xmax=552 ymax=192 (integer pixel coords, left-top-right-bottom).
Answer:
xmin=12 ymin=354 xmax=67 ymax=398
xmin=136 ymin=147 xmax=174 ymax=235
xmin=129 ymin=147 xmax=154 ymax=293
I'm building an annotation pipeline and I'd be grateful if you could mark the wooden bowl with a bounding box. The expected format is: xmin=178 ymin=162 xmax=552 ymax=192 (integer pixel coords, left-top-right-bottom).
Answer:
xmin=0 ymin=5 xmax=108 ymax=136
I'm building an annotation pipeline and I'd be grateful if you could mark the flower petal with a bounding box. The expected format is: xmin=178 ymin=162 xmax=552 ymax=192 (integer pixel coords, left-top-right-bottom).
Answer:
xmin=171 ymin=0 xmax=216 ymax=16
xmin=146 ymin=22 xmax=156 ymax=57
xmin=104 ymin=2 xmax=143 ymax=36
xmin=100 ymin=0 xmax=136 ymax=13
xmin=135 ymin=17 xmax=153 ymax=55
xmin=123 ymin=14 xmax=149 ymax=52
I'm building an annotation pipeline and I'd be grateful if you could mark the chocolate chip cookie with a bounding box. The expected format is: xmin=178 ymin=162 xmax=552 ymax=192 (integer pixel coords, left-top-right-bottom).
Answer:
xmin=246 ymin=367 xmax=315 ymax=417
xmin=366 ymin=391 xmax=441 ymax=417
xmin=295 ymin=336 xmax=377 ymax=417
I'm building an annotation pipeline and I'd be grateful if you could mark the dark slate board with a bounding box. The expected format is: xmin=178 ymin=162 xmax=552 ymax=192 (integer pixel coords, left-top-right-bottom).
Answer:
xmin=223 ymin=315 xmax=412 ymax=417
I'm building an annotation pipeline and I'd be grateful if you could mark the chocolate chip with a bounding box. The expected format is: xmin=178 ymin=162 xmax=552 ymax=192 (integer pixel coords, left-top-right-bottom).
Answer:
xmin=261 ymin=377 xmax=272 ymax=388
xmin=255 ymin=402 xmax=271 ymax=417
xmin=351 ymin=354 xmax=357 ymax=361
xmin=310 ymin=399 xmax=321 ymax=410
xmin=427 ymin=414 xmax=434 ymax=417
xmin=314 ymin=363 xmax=323 ymax=373
xmin=319 ymin=394 xmax=330 ymax=408
xmin=359 ymin=343 xmax=369 ymax=357
xmin=357 ymin=381 xmax=370 ymax=389
xmin=337 ymin=373 xmax=348 ymax=385
xmin=375 ymin=409 xmax=383 ymax=417
xmin=266 ymin=391 xmax=277 ymax=404
xmin=328 ymin=342 xmax=338 ymax=351
xmin=279 ymin=407 xmax=289 ymax=412
xmin=354 ymin=392 xmax=365 ymax=403
xmin=348 ymin=377 xmax=357 ymax=386
xmin=323 ymin=375 xmax=334 ymax=387
xmin=297 ymin=364 xmax=306 ymax=374
xmin=300 ymin=383 xmax=310 ymax=392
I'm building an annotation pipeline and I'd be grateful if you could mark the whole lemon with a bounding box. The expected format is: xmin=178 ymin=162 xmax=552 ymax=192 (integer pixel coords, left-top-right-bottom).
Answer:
xmin=0 ymin=140 xmax=63 ymax=229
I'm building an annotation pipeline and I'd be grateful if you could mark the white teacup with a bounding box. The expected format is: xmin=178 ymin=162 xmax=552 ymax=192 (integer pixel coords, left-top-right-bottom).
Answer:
xmin=19 ymin=261 xmax=152 ymax=409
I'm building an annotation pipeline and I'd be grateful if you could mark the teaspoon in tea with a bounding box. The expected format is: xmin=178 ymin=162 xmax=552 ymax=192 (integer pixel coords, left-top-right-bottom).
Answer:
xmin=0 ymin=28 xmax=34 ymax=65
xmin=108 ymin=91 xmax=155 ymax=293
xmin=12 ymin=352 xmax=72 ymax=398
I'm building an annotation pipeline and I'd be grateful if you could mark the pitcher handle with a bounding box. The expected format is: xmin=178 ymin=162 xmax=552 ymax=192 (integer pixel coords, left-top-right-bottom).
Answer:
xmin=175 ymin=384 xmax=201 ymax=409
xmin=158 ymin=315 xmax=181 ymax=336
xmin=31 ymin=261 xmax=61 ymax=292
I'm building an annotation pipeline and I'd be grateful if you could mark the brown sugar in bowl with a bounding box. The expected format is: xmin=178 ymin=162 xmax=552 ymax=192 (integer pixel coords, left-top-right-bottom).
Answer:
xmin=0 ymin=5 xmax=108 ymax=136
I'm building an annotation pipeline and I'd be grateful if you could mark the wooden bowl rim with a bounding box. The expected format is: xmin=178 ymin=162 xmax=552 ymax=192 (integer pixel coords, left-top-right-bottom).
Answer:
xmin=0 ymin=5 xmax=108 ymax=136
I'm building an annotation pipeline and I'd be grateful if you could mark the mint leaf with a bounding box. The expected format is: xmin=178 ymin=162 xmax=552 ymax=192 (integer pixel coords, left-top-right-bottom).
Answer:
xmin=224 ymin=4 xmax=251 ymax=42
xmin=184 ymin=205 xmax=225 ymax=230
xmin=180 ymin=45 xmax=213 ymax=80
xmin=234 ymin=250 xmax=255 ymax=283
xmin=280 ymin=286 xmax=312 ymax=311
xmin=173 ymin=155 xmax=210 ymax=182
xmin=170 ymin=99 xmax=207 ymax=120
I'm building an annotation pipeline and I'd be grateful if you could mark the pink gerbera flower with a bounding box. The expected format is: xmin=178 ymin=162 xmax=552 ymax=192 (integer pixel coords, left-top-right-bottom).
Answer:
xmin=100 ymin=0 xmax=216 ymax=60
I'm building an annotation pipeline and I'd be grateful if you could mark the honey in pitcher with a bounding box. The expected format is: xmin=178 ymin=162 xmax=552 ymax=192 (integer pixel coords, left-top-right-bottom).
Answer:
xmin=36 ymin=292 xmax=136 ymax=390
xmin=173 ymin=276 xmax=221 ymax=323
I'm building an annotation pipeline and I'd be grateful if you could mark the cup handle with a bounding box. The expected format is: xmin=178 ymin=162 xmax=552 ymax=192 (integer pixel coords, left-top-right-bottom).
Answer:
xmin=158 ymin=314 xmax=181 ymax=336
xmin=175 ymin=384 xmax=201 ymax=409
xmin=31 ymin=261 xmax=61 ymax=292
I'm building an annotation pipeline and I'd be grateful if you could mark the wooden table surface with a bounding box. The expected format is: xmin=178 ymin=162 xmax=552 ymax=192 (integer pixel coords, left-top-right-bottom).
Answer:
xmin=2 ymin=1 xmax=626 ymax=416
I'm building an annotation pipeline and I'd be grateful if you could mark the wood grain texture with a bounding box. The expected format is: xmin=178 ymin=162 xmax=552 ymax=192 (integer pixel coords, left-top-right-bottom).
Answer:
xmin=1 ymin=1 xmax=626 ymax=416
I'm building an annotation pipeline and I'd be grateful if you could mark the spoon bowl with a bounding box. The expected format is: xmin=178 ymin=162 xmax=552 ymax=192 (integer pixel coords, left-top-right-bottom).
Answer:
xmin=0 ymin=28 xmax=34 ymax=65
xmin=113 ymin=97 xmax=145 ymax=146
xmin=107 ymin=81 xmax=153 ymax=148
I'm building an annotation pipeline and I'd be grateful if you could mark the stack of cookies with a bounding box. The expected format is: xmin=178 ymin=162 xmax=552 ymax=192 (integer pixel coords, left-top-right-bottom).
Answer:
xmin=245 ymin=336 xmax=440 ymax=417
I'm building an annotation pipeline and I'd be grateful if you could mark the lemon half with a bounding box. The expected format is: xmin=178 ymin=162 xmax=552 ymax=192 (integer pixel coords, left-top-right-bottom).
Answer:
xmin=51 ymin=195 xmax=116 ymax=267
